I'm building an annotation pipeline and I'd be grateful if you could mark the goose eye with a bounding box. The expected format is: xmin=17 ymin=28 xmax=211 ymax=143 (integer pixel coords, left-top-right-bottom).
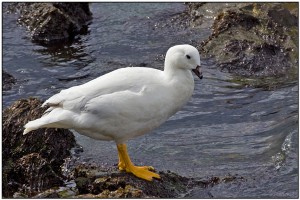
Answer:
xmin=186 ymin=55 xmax=191 ymax=59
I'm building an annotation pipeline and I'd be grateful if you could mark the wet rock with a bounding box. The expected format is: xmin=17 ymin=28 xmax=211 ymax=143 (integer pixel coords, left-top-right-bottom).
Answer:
xmin=14 ymin=153 xmax=64 ymax=193
xmin=186 ymin=174 xmax=246 ymax=198
xmin=185 ymin=3 xmax=243 ymax=28
xmin=267 ymin=4 xmax=298 ymax=27
xmin=69 ymin=164 xmax=246 ymax=198
xmin=32 ymin=188 xmax=60 ymax=198
xmin=187 ymin=3 xmax=298 ymax=88
xmin=2 ymin=97 xmax=76 ymax=197
xmin=19 ymin=179 xmax=79 ymax=198
xmin=3 ymin=71 xmax=16 ymax=91
xmin=31 ymin=185 xmax=78 ymax=198
xmin=5 ymin=3 xmax=92 ymax=44
xmin=212 ymin=9 xmax=260 ymax=34
xmin=71 ymin=164 xmax=193 ymax=198
xmin=76 ymin=185 xmax=144 ymax=198
xmin=185 ymin=3 xmax=206 ymax=26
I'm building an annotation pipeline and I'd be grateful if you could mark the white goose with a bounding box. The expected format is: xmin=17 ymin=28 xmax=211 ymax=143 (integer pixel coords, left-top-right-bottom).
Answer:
xmin=24 ymin=44 xmax=203 ymax=181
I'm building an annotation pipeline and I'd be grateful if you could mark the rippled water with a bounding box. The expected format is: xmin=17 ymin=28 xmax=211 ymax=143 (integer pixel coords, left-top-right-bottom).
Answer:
xmin=3 ymin=3 xmax=298 ymax=198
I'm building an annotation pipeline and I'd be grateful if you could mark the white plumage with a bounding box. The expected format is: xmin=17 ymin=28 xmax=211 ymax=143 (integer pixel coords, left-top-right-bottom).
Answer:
xmin=23 ymin=44 xmax=202 ymax=181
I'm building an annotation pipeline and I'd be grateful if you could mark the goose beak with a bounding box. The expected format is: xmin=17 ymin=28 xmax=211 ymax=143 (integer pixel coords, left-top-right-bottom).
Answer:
xmin=192 ymin=65 xmax=203 ymax=79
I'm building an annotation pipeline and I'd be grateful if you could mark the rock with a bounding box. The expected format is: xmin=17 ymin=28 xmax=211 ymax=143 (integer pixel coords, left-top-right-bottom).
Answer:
xmin=69 ymin=164 xmax=247 ymax=198
xmin=185 ymin=3 xmax=242 ymax=28
xmin=187 ymin=3 xmax=298 ymax=88
xmin=185 ymin=3 xmax=206 ymax=26
xmin=71 ymin=164 xmax=193 ymax=198
xmin=75 ymin=177 xmax=91 ymax=194
xmin=5 ymin=3 xmax=92 ymax=44
xmin=14 ymin=153 xmax=64 ymax=192
xmin=76 ymin=185 xmax=144 ymax=198
xmin=212 ymin=9 xmax=260 ymax=34
xmin=32 ymin=188 xmax=60 ymax=198
xmin=267 ymin=4 xmax=298 ymax=27
xmin=3 ymin=71 xmax=16 ymax=91
xmin=2 ymin=97 xmax=76 ymax=197
xmin=32 ymin=185 xmax=78 ymax=198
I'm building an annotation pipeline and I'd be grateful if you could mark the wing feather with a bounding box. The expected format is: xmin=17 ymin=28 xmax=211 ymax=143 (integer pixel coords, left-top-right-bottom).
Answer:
xmin=42 ymin=67 xmax=162 ymax=113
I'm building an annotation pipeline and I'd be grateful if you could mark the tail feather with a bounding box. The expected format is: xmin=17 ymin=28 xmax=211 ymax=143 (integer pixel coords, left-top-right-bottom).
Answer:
xmin=23 ymin=118 xmax=49 ymax=135
xmin=23 ymin=127 xmax=36 ymax=135
xmin=23 ymin=108 xmax=74 ymax=135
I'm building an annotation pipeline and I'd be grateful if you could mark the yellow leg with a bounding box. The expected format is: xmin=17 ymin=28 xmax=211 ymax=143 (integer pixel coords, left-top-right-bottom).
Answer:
xmin=118 ymin=154 xmax=126 ymax=171
xmin=118 ymin=152 xmax=154 ymax=171
xmin=117 ymin=144 xmax=160 ymax=181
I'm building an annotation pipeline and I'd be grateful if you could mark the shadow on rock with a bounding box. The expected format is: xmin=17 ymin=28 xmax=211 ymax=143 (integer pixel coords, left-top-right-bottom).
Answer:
xmin=2 ymin=97 xmax=76 ymax=197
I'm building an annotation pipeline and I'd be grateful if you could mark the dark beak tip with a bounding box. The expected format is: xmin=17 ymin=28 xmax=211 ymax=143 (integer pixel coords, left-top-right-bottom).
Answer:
xmin=192 ymin=65 xmax=203 ymax=80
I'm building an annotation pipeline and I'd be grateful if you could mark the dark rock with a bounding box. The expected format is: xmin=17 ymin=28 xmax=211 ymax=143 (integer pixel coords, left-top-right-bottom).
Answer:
xmin=6 ymin=3 xmax=92 ymax=44
xmin=3 ymin=71 xmax=16 ymax=91
xmin=71 ymin=164 xmax=192 ymax=198
xmin=2 ymin=97 xmax=76 ymax=197
xmin=268 ymin=5 xmax=298 ymax=27
xmin=212 ymin=10 xmax=260 ymax=34
xmin=33 ymin=189 xmax=60 ymax=198
xmin=185 ymin=3 xmax=243 ymax=28
xmin=75 ymin=177 xmax=91 ymax=194
xmin=187 ymin=3 xmax=298 ymax=88
xmin=32 ymin=186 xmax=78 ymax=198
xmin=13 ymin=153 xmax=64 ymax=195
xmin=70 ymin=164 xmax=245 ymax=198
xmin=185 ymin=3 xmax=206 ymax=25
xmin=218 ymin=40 xmax=291 ymax=77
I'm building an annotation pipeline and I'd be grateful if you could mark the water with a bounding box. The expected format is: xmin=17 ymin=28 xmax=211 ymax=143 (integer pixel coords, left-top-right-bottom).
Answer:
xmin=3 ymin=3 xmax=298 ymax=198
